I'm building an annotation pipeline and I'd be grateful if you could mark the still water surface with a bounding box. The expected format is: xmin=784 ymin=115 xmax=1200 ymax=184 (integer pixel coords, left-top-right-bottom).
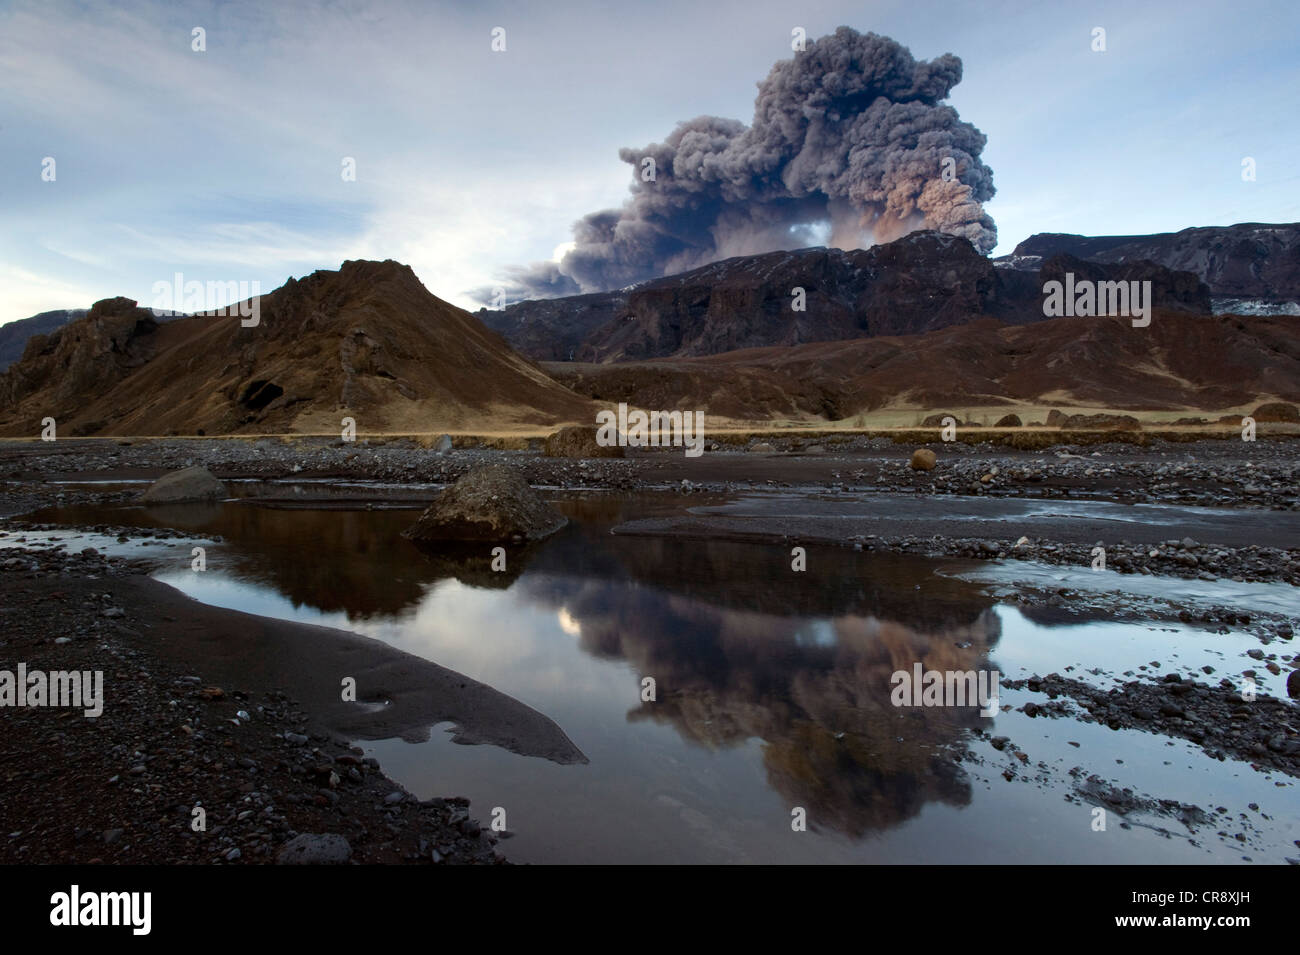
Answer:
xmin=24 ymin=490 xmax=1298 ymax=863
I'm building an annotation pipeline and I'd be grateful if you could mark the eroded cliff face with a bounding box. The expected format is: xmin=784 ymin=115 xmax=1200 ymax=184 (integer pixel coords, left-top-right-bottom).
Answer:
xmin=1006 ymin=223 xmax=1300 ymax=304
xmin=1 ymin=297 xmax=159 ymax=429
xmin=0 ymin=308 xmax=89 ymax=372
xmin=483 ymin=230 xmax=1211 ymax=363
xmin=1035 ymin=254 xmax=1213 ymax=315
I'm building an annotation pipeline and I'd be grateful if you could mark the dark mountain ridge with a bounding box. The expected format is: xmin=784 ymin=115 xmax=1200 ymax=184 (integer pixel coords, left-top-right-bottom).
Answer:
xmin=1000 ymin=222 xmax=1300 ymax=306
xmin=0 ymin=309 xmax=87 ymax=371
xmin=481 ymin=230 xmax=1211 ymax=363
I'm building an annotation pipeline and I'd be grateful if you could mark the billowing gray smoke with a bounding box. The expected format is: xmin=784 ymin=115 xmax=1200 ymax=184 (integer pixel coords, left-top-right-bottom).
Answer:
xmin=498 ymin=27 xmax=995 ymax=300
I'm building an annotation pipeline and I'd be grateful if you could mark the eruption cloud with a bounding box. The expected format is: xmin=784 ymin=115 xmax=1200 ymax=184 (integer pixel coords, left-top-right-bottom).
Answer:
xmin=496 ymin=27 xmax=996 ymax=302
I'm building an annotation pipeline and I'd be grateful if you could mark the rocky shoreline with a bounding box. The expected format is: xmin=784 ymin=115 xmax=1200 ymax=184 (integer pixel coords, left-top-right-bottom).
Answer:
xmin=1001 ymin=671 xmax=1300 ymax=777
xmin=3 ymin=433 xmax=1298 ymax=507
xmin=0 ymin=543 xmax=568 ymax=865
xmin=859 ymin=534 xmax=1300 ymax=586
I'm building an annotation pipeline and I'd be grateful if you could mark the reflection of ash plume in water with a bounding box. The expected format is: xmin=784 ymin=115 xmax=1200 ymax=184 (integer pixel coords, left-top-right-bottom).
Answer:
xmin=528 ymin=565 xmax=1001 ymax=837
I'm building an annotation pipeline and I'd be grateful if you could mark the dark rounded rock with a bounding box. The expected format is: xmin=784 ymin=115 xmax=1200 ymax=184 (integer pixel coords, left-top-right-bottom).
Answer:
xmin=140 ymin=466 xmax=226 ymax=504
xmin=543 ymin=425 xmax=624 ymax=458
xmin=403 ymin=463 xmax=567 ymax=544
xmin=276 ymin=833 xmax=352 ymax=865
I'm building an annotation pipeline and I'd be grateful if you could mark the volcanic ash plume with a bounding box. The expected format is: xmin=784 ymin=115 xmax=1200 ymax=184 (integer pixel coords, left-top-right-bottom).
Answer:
xmin=499 ymin=27 xmax=996 ymax=300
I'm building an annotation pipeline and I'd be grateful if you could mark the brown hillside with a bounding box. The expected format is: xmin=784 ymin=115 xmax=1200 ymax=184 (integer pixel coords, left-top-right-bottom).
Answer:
xmin=0 ymin=260 xmax=594 ymax=437
xmin=548 ymin=311 xmax=1300 ymax=422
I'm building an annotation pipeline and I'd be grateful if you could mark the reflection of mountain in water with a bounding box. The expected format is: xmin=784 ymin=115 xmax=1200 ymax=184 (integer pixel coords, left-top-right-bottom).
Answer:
xmin=519 ymin=555 xmax=999 ymax=836
xmin=510 ymin=527 xmax=1002 ymax=837
xmin=45 ymin=496 xmax=1002 ymax=837
xmin=529 ymin=527 xmax=995 ymax=629
xmin=94 ymin=495 xmax=997 ymax=628
xmin=35 ymin=501 xmax=442 ymax=618
xmin=175 ymin=505 xmax=435 ymax=618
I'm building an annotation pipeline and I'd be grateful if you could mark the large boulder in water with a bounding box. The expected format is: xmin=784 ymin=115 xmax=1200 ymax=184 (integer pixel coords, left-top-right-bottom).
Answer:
xmin=140 ymin=465 xmax=226 ymax=504
xmin=403 ymin=463 xmax=567 ymax=544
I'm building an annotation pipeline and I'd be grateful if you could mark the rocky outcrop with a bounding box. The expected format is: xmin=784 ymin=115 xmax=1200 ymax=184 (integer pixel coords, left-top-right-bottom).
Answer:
xmin=543 ymin=425 xmax=623 ymax=458
xmin=0 ymin=298 xmax=158 ymax=417
xmin=140 ymin=466 xmax=227 ymax=504
xmin=0 ymin=308 xmax=87 ymax=372
xmin=403 ymin=464 xmax=567 ymax=544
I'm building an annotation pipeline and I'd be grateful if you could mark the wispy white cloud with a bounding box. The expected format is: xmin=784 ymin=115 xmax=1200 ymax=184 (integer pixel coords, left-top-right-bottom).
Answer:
xmin=2 ymin=0 xmax=1297 ymax=326
xmin=0 ymin=265 xmax=106 ymax=318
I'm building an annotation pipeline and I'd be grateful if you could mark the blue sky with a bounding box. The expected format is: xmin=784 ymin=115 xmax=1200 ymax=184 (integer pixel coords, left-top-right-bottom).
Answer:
xmin=2 ymin=0 xmax=1297 ymax=323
